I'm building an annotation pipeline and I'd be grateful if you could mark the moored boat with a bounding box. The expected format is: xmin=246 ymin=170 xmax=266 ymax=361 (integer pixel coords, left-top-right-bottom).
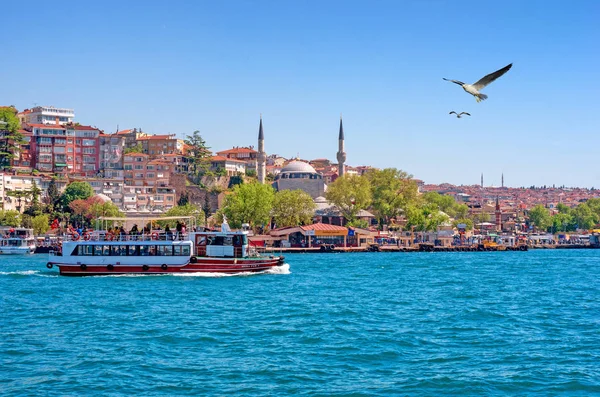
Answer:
xmin=0 ymin=227 xmax=36 ymax=255
xmin=47 ymin=216 xmax=285 ymax=276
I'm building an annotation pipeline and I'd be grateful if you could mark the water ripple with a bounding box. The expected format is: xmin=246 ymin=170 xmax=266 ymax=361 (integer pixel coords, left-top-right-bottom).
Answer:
xmin=1 ymin=251 xmax=599 ymax=395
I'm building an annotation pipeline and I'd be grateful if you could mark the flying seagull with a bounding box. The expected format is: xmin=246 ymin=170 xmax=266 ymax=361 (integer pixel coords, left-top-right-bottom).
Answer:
xmin=449 ymin=111 xmax=471 ymax=118
xmin=443 ymin=63 xmax=512 ymax=102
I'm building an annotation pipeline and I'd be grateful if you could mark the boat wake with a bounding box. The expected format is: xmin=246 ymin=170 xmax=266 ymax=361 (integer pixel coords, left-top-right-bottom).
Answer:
xmin=0 ymin=270 xmax=41 ymax=276
xmin=172 ymin=263 xmax=291 ymax=277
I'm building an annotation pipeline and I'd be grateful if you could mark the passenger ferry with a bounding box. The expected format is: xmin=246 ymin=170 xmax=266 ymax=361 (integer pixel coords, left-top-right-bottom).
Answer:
xmin=46 ymin=216 xmax=285 ymax=276
xmin=0 ymin=227 xmax=36 ymax=255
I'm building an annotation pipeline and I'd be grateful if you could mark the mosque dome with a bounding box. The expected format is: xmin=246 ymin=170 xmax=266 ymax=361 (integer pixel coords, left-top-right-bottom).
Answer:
xmin=280 ymin=160 xmax=317 ymax=174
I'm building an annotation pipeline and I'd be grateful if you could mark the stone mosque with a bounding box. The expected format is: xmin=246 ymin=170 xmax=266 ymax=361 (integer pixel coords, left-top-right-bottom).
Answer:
xmin=257 ymin=116 xmax=346 ymax=199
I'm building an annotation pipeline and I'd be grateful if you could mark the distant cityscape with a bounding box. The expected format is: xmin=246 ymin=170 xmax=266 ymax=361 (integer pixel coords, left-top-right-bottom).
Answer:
xmin=0 ymin=104 xmax=599 ymax=233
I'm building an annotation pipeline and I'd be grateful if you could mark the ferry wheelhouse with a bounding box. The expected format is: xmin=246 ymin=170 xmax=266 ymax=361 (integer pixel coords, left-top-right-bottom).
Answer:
xmin=0 ymin=227 xmax=36 ymax=255
xmin=47 ymin=216 xmax=284 ymax=276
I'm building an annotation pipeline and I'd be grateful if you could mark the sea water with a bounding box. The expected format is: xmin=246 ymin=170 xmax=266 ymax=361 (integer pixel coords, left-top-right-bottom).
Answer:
xmin=1 ymin=250 xmax=599 ymax=396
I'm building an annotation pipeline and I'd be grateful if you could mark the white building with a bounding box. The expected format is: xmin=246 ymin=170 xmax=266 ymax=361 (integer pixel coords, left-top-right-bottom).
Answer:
xmin=19 ymin=106 xmax=75 ymax=125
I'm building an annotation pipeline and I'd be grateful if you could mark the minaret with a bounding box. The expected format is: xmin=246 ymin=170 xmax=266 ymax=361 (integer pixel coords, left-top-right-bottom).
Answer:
xmin=495 ymin=196 xmax=502 ymax=232
xmin=501 ymin=173 xmax=504 ymax=188
xmin=336 ymin=115 xmax=346 ymax=177
xmin=257 ymin=115 xmax=266 ymax=184
xmin=481 ymin=173 xmax=484 ymax=188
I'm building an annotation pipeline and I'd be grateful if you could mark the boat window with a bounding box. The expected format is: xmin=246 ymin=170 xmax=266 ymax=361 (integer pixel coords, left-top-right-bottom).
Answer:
xmin=117 ymin=245 xmax=128 ymax=256
xmin=128 ymin=245 xmax=138 ymax=256
xmin=243 ymin=235 xmax=248 ymax=245
xmin=207 ymin=236 xmax=224 ymax=246
xmin=156 ymin=245 xmax=171 ymax=256
xmin=139 ymin=246 xmax=150 ymax=256
xmin=110 ymin=246 xmax=120 ymax=256
xmin=103 ymin=245 xmax=111 ymax=256
xmin=149 ymin=246 xmax=156 ymax=256
xmin=196 ymin=235 xmax=207 ymax=245
xmin=233 ymin=235 xmax=242 ymax=246
xmin=173 ymin=245 xmax=181 ymax=255
xmin=182 ymin=245 xmax=190 ymax=256
xmin=223 ymin=236 xmax=233 ymax=246
xmin=94 ymin=245 xmax=103 ymax=256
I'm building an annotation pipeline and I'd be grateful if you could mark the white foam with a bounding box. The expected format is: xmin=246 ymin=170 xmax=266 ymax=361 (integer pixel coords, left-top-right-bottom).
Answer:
xmin=0 ymin=270 xmax=40 ymax=276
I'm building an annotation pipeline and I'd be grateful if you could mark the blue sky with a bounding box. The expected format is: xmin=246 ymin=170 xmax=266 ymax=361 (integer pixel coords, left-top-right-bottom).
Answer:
xmin=2 ymin=0 xmax=599 ymax=188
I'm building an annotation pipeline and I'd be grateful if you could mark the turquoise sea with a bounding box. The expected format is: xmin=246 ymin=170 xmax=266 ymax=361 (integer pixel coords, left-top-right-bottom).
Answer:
xmin=1 ymin=250 xmax=599 ymax=396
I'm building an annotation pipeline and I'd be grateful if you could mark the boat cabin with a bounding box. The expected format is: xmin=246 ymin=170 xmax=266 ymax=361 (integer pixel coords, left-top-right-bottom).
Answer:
xmin=192 ymin=232 xmax=249 ymax=258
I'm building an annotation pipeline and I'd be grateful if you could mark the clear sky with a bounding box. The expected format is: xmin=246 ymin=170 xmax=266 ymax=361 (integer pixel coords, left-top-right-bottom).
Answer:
xmin=1 ymin=0 xmax=599 ymax=188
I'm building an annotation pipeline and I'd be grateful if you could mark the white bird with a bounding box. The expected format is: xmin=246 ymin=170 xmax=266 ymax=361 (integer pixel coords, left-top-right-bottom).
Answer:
xmin=449 ymin=111 xmax=471 ymax=118
xmin=443 ymin=63 xmax=512 ymax=102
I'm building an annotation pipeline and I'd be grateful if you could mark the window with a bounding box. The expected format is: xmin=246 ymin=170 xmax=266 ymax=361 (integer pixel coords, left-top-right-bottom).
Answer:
xmin=55 ymin=138 xmax=67 ymax=145
xmin=83 ymin=139 xmax=95 ymax=146
xmin=83 ymin=148 xmax=95 ymax=154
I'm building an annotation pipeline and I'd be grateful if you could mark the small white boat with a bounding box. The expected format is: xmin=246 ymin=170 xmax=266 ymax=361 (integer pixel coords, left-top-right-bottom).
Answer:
xmin=0 ymin=227 xmax=36 ymax=255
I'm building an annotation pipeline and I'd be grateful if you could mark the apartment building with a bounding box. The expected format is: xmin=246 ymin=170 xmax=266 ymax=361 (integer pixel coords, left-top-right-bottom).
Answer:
xmin=18 ymin=106 xmax=74 ymax=126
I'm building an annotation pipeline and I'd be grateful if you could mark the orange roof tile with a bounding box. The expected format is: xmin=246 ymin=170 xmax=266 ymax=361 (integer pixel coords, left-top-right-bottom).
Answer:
xmin=300 ymin=223 xmax=348 ymax=232
xmin=137 ymin=135 xmax=175 ymax=141
xmin=217 ymin=147 xmax=257 ymax=155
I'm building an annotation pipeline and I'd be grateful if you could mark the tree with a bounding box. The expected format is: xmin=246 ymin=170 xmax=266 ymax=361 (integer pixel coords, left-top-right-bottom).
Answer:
xmin=570 ymin=204 xmax=598 ymax=231
xmin=24 ymin=181 xmax=43 ymax=217
xmin=124 ymin=142 xmax=143 ymax=154
xmin=202 ymin=192 xmax=212 ymax=227
xmin=45 ymin=178 xmax=61 ymax=212
xmin=184 ymin=130 xmax=212 ymax=180
xmin=31 ymin=214 xmax=50 ymax=235
xmin=0 ymin=106 xmax=26 ymax=170
xmin=223 ymin=182 xmax=275 ymax=231
xmin=528 ymin=205 xmax=552 ymax=232
xmin=325 ymin=175 xmax=372 ymax=223
xmin=365 ymin=168 xmax=418 ymax=227
xmin=177 ymin=191 xmax=189 ymax=206
xmin=245 ymin=168 xmax=257 ymax=178
xmin=60 ymin=182 xmax=94 ymax=209
xmin=5 ymin=189 xmax=30 ymax=213
xmin=552 ymin=212 xmax=573 ymax=232
xmin=272 ymin=190 xmax=316 ymax=228
xmin=159 ymin=204 xmax=204 ymax=228
xmin=0 ymin=210 xmax=21 ymax=227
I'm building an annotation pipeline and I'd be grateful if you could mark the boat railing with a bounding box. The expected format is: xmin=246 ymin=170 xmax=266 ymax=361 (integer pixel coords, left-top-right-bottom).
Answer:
xmin=62 ymin=231 xmax=191 ymax=242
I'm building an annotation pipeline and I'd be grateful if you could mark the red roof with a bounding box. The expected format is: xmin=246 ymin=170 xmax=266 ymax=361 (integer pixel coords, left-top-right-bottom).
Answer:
xmin=217 ymin=147 xmax=257 ymax=155
xmin=124 ymin=152 xmax=149 ymax=157
xmin=137 ymin=135 xmax=175 ymax=141
xmin=116 ymin=129 xmax=133 ymax=135
xmin=300 ymin=223 xmax=348 ymax=232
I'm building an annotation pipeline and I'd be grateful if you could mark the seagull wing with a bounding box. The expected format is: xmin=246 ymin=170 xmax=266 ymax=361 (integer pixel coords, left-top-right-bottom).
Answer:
xmin=472 ymin=63 xmax=512 ymax=90
xmin=443 ymin=78 xmax=465 ymax=86
xmin=449 ymin=111 xmax=457 ymax=115
xmin=460 ymin=112 xmax=471 ymax=116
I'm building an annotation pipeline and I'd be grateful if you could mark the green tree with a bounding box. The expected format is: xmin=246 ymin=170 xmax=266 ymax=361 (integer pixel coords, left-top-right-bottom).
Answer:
xmin=556 ymin=203 xmax=571 ymax=214
xmin=552 ymin=212 xmax=573 ymax=232
xmin=245 ymin=168 xmax=257 ymax=178
xmin=31 ymin=214 xmax=50 ymax=235
xmin=24 ymin=181 xmax=43 ymax=216
xmin=570 ymin=203 xmax=598 ymax=231
xmin=223 ymin=182 xmax=275 ymax=231
xmin=202 ymin=193 xmax=212 ymax=227
xmin=365 ymin=168 xmax=418 ymax=228
xmin=177 ymin=191 xmax=189 ymax=206
xmin=87 ymin=200 xmax=124 ymax=223
xmin=272 ymin=190 xmax=316 ymax=228
xmin=325 ymin=175 xmax=372 ymax=223
xmin=159 ymin=204 xmax=204 ymax=228
xmin=124 ymin=142 xmax=144 ymax=154
xmin=0 ymin=106 xmax=26 ymax=170
xmin=60 ymin=182 xmax=94 ymax=209
xmin=404 ymin=204 xmax=427 ymax=231
xmin=184 ymin=130 xmax=212 ymax=180
xmin=5 ymin=189 xmax=32 ymax=213
xmin=528 ymin=205 xmax=552 ymax=232
xmin=0 ymin=210 xmax=21 ymax=227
